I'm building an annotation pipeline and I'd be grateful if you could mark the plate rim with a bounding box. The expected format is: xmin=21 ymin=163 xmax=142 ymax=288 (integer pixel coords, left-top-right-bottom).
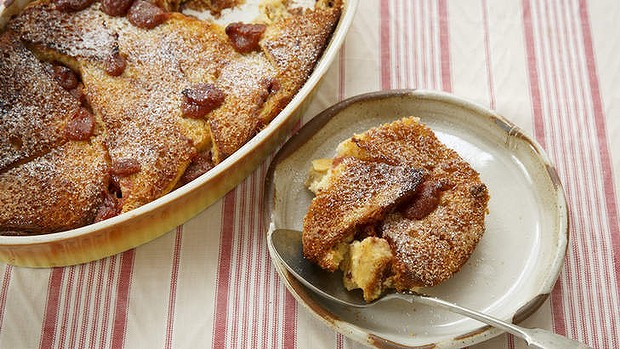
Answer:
xmin=263 ymin=89 xmax=569 ymax=348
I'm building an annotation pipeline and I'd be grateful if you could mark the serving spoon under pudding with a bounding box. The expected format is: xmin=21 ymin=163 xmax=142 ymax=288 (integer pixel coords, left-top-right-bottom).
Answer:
xmin=268 ymin=228 xmax=591 ymax=349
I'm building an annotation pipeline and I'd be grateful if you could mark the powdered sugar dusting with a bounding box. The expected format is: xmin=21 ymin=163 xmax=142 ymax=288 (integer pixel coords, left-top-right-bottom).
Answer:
xmin=0 ymin=31 xmax=80 ymax=172
xmin=1 ymin=0 xmax=342 ymax=233
xmin=208 ymin=52 xmax=276 ymax=161
xmin=0 ymin=139 xmax=108 ymax=234
xmin=9 ymin=3 xmax=117 ymax=63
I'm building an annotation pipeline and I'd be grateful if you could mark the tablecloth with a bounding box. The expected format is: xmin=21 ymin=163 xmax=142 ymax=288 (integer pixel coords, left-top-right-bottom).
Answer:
xmin=0 ymin=0 xmax=619 ymax=348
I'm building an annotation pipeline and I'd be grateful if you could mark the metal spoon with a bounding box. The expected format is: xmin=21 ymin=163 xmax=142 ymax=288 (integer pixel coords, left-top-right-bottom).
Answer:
xmin=268 ymin=228 xmax=592 ymax=349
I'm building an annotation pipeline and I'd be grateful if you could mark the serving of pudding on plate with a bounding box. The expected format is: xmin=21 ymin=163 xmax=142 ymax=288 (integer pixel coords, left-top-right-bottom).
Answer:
xmin=302 ymin=117 xmax=490 ymax=302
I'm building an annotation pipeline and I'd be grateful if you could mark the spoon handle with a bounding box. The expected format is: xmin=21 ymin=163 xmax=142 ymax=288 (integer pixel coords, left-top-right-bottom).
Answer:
xmin=407 ymin=293 xmax=592 ymax=349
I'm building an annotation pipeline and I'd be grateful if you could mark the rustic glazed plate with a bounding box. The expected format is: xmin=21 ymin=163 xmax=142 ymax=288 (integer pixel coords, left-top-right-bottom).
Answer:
xmin=0 ymin=0 xmax=358 ymax=267
xmin=264 ymin=90 xmax=568 ymax=348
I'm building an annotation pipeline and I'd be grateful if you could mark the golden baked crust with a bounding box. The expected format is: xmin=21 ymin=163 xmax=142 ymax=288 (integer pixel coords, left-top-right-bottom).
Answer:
xmin=9 ymin=2 xmax=118 ymax=69
xmin=0 ymin=138 xmax=109 ymax=235
xmin=1 ymin=0 xmax=341 ymax=234
xmin=208 ymin=54 xmax=277 ymax=162
xmin=348 ymin=117 xmax=489 ymax=291
xmin=302 ymin=156 xmax=424 ymax=271
xmin=0 ymin=30 xmax=82 ymax=172
xmin=302 ymin=117 xmax=490 ymax=301
xmin=80 ymin=12 xmax=235 ymax=211
xmin=259 ymin=0 xmax=341 ymax=125
xmin=83 ymin=69 xmax=198 ymax=212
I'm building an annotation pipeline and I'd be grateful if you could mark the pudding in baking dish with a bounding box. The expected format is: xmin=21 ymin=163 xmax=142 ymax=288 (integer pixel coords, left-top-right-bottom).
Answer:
xmin=0 ymin=0 xmax=342 ymax=235
xmin=302 ymin=117 xmax=490 ymax=302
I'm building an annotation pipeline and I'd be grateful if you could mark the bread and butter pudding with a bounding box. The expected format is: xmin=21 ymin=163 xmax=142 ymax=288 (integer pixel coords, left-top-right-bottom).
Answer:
xmin=0 ymin=0 xmax=342 ymax=235
xmin=302 ymin=117 xmax=489 ymax=302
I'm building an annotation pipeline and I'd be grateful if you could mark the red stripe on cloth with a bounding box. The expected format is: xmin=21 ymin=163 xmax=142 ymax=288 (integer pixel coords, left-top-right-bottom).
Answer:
xmin=336 ymin=333 xmax=344 ymax=349
xmin=380 ymin=0 xmax=391 ymax=89
xmin=408 ymin=0 xmax=418 ymax=87
xmin=428 ymin=0 xmax=438 ymax=89
xmin=239 ymin=178 xmax=254 ymax=346
xmin=393 ymin=0 xmax=402 ymax=88
xmin=99 ymin=257 xmax=116 ymax=347
xmin=39 ymin=268 xmax=64 ymax=349
xmin=212 ymin=192 xmax=237 ymax=348
xmin=420 ymin=0 xmax=428 ymax=88
xmin=248 ymin=172 xmax=267 ymax=348
xmin=551 ymin=279 xmax=568 ymax=337
xmin=0 ymin=266 xmax=12 ymax=331
xmin=521 ymin=0 xmax=546 ymax=149
xmin=257 ymin=165 xmax=278 ymax=348
xmin=578 ymin=0 xmax=620 ymax=291
xmin=89 ymin=259 xmax=107 ymax=349
xmin=248 ymin=170 xmax=263 ymax=348
xmin=230 ymin=180 xmax=248 ymax=345
xmin=338 ymin=44 xmax=346 ymax=100
xmin=282 ymin=287 xmax=297 ymax=349
xmin=57 ymin=266 xmax=75 ymax=348
xmin=250 ymin=167 xmax=271 ymax=347
xmin=165 ymin=226 xmax=184 ymax=349
xmin=437 ymin=0 xmax=452 ymax=92
xmin=401 ymin=0 xmax=410 ymax=87
xmin=110 ymin=250 xmax=135 ymax=349
xmin=507 ymin=334 xmax=516 ymax=349
xmin=78 ymin=264 xmax=96 ymax=348
xmin=67 ymin=265 xmax=86 ymax=349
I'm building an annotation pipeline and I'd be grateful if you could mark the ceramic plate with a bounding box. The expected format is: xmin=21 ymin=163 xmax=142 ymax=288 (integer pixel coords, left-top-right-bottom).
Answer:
xmin=264 ymin=90 xmax=568 ymax=348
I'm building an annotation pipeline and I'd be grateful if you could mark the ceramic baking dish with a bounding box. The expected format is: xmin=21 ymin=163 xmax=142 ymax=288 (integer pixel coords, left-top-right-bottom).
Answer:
xmin=0 ymin=0 xmax=358 ymax=267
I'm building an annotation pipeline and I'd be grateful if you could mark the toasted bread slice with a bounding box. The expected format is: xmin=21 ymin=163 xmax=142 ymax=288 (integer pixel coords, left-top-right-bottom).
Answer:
xmin=259 ymin=1 xmax=341 ymax=125
xmin=0 ymin=138 xmax=109 ymax=235
xmin=83 ymin=13 xmax=239 ymax=211
xmin=82 ymin=68 xmax=197 ymax=212
xmin=11 ymin=3 xmax=237 ymax=212
xmin=0 ymin=30 xmax=82 ymax=173
xmin=302 ymin=156 xmax=424 ymax=271
xmin=9 ymin=1 xmax=118 ymax=70
xmin=345 ymin=117 xmax=489 ymax=290
xmin=303 ymin=117 xmax=489 ymax=301
xmin=208 ymin=53 xmax=276 ymax=162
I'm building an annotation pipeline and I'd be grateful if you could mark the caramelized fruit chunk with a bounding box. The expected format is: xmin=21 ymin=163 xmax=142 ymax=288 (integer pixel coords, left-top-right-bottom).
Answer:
xmin=127 ymin=0 xmax=169 ymax=29
xmin=55 ymin=0 xmax=95 ymax=12
xmin=181 ymin=83 xmax=225 ymax=118
xmin=100 ymin=0 xmax=135 ymax=16
xmin=104 ymin=50 xmax=127 ymax=76
xmin=225 ymin=22 xmax=267 ymax=53
xmin=110 ymin=158 xmax=141 ymax=176
xmin=64 ymin=108 xmax=95 ymax=141
xmin=52 ymin=65 xmax=79 ymax=90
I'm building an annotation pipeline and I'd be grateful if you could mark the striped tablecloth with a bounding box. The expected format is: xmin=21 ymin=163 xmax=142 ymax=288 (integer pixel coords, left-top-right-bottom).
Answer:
xmin=1 ymin=0 xmax=619 ymax=348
